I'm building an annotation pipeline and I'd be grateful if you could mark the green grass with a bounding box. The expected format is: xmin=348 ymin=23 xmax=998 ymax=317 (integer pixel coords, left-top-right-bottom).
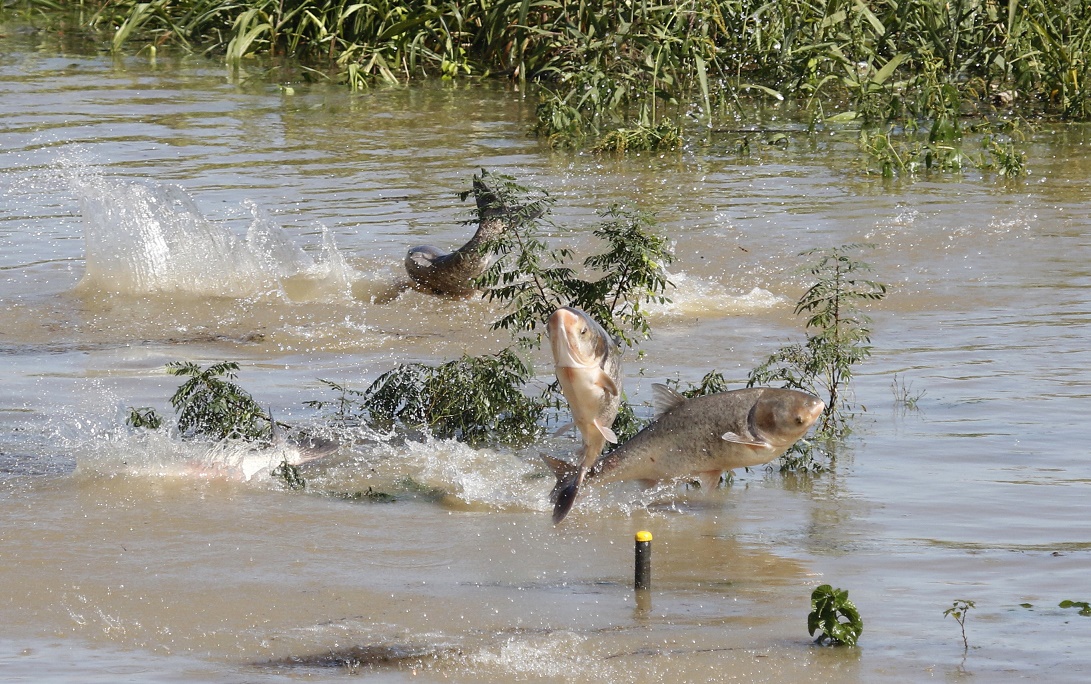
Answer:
xmin=9 ymin=0 xmax=1086 ymax=151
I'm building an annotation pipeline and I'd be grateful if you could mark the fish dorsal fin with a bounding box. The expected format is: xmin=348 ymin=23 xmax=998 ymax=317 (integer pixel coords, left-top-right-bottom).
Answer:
xmin=652 ymin=383 xmax=687 ymax=419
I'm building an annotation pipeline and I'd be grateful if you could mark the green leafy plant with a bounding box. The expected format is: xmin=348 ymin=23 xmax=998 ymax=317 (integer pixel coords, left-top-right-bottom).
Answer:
xmin=808 ymin=584 xmax=863 ymax=646
xmin=126 ymin=407 xmax=163 ymax=430
xmin=1059 ymin=599 xmax=1091 ymax=617
xmin=479 ymin=196 xmax=673 ymax=350
xmin=944 ymin=599 xmax=976 ymax=650
xmin=165 ymin=361 xmax=271 ymax=442
xmin=749 ymin=244 xmax=887 ymax=452
xmin=30 ymin=0 xmax=1085 ymax=154
xmin=355 ymin=349 xmax=551 ymax=447
xmin=271 ymin=459 xmax=306 ymax=490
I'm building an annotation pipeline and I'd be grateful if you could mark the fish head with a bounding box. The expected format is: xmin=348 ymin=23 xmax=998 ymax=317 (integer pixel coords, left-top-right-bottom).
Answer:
xmin=751 ymin=389 xmax=826 ymax=446
xmin=547 ymin=307 xmax=614 ymax=370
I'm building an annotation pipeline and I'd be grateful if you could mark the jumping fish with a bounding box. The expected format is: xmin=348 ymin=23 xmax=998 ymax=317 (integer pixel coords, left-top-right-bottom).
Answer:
xmin=191 ymin=415 xmax=339 ymax=481
xmin=406 ymin=171 xmax=539 ymax=296
xmin=544 ymin=383 xmax=825 ymax=523
xmin=546 ymin=306 xmax=623 ymax=523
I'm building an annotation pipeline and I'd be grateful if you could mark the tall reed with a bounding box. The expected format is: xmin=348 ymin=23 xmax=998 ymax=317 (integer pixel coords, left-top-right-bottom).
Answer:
xmin=9 ymin=0 xmax=1090 ymax=142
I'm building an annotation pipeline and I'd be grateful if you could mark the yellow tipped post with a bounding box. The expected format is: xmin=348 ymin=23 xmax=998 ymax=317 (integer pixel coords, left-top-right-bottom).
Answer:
xmin=635 ymin=530 xmax=652 ymax=591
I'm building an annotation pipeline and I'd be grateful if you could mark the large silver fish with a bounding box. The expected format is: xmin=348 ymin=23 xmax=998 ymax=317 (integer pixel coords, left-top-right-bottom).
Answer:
xmin=544 ymin=383 xmax=825 ymax=523
xmin=547 ymin=306 xmax=623 ymax=521
xmin=406 ymin=171 xmax=540 ymax=296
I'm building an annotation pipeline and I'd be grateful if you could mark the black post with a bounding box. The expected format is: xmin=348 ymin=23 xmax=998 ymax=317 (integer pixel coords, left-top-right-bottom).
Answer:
xmin=634 ymin=530 xmax=652 ymax=591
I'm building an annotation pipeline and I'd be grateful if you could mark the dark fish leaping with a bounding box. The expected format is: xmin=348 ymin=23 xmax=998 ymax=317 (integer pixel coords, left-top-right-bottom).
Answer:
xmin=544 ymin=384 xmax=825 ymax=523
xmin=406 ymin=171 xmax=537 ymax=296
xmin=546 ymin=306 xmax=623 ymax=523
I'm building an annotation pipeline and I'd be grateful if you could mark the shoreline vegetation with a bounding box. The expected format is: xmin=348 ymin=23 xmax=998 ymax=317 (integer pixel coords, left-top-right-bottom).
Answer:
xmin=3 ymin=1 xmax=1088 ymax=164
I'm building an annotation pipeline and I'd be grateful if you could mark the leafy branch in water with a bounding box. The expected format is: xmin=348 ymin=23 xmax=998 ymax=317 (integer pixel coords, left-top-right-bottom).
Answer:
xmin=478 ymin=194 xmax=674 ymax=349
xmin=166 ymin=361 xmax=272 ymax=441
xmin=749 ymin=244 xmax=887 ymax=469
xmin=272 ymin=460 xmax=307 ymax=490
xmin=1059 ymin=599 xmax=1091 ymax=617
xmin=665 ymin=370 xmax=731 ymax=399
xmin=944 ymin=599 xmax=976 ymax=651
xmin=127 ymin=361 xmax=273 ymax=442
xmin=126 ymin=406 xmax=163 ymax=430
xmin=354 ymin=349 xmax=551 ymax=447
xmin=808 ymin=584 xmax=863 ymax=646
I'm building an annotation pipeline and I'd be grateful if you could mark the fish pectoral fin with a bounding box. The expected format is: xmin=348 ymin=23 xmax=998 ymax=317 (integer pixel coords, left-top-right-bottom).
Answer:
xmin=596 ymin=371 xmax=619 ymax=398
xmin=552 ymin=421 xmax=575 ymax=437
xmin=596 ymin=422 xmax=618 ymax=444
xmin=721 ymin=431 xmax=772 ymax=448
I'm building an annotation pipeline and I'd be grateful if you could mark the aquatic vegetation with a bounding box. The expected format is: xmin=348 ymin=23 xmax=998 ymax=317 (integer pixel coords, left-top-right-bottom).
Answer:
xmin=944 ymin=599 xmax=976 ymax=650
xmin=588 ymin=122 xmax=684 ymax=154
xmin=271 ymin=459 xmax=306 ymax=490
xmin=165 ymin=361 xmax=272 ymax=441
xmin=126 ymin=406 xmax=163 ymax=430
xmin=126 ymin=361 xmax=273 ymax=442
xmin=667 ymin=370 xmax=731 ymax=399
xmin=353 ymin=349 xmax=551 ymax=447
xmin=1059 ymin=599 xmax=1091 ymax=617
xmin=808 ymin=584 xmax=863 ymax=646
xmin=749 ymin=244 xmax=887 ymax=444
xmin=310 ymin=351 xmax=552 ymax=447
xmin=14 ymin=0 xmax=1083 ymax=153
xmin=479 ymin=194 xmax=674 ymax=349
xmin=891 ymin=374 xmax=926 ymax=412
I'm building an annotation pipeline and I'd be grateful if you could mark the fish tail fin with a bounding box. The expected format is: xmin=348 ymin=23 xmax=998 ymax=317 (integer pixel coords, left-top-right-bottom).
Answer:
xmin=542 ymin=453 xmax=586 ymax=525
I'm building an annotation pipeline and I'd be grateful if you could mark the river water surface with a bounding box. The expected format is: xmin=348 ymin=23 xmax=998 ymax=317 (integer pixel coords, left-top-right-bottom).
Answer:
xmin=2 ymin=23 xmax=1090 ymax=683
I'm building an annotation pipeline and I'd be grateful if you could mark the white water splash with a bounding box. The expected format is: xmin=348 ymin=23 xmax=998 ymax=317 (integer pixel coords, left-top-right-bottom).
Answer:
xmin=646 ymin=270 xmax=785 ymax=318
xmin=70 ymin=171 xmax=351 ymax=299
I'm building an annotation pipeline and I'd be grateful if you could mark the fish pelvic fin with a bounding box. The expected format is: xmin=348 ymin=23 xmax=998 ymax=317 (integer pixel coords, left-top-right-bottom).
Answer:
xmin=596 ymin=421 xmax=618 ymax=444
xmin=651 ymin=383 xmax=687 ymax=419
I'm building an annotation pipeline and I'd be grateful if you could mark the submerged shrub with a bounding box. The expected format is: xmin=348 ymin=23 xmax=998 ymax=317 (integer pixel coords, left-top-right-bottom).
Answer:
xmin=748 ymin=244 xmax=887 ymax=469
xmin=165 ymin=361 xmax=272 ymax=441
xmin=357 ymin=349 xmax=550 ymax=447
xmin=479 ymin=187 xmax=674 ymax=349
xmin=808 ymin=584 xmax=863 ymax=646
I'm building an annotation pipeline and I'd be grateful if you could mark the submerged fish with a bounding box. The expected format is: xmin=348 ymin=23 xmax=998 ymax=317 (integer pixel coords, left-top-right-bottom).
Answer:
xmin=190 ymin=419 xmax=340 ymax=482
xmin=544 ymin=383 xmax=825 ymax=523
xmin=406 ymin=171 xmax=538 ymax=296
xmin=546 ymin=306 xmax=623 ymax=523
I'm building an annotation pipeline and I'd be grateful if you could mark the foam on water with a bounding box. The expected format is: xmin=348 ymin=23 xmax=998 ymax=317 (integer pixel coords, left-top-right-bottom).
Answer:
xmin=70 ymin=169 xmax=351 ymax=300
xmin=645 ymin=270 xmax=785 ymax=319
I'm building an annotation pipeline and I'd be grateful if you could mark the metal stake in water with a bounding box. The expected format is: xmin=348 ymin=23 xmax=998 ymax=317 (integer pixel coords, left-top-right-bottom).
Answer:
xmin=635 ymin=530 xmax=652 ymax=591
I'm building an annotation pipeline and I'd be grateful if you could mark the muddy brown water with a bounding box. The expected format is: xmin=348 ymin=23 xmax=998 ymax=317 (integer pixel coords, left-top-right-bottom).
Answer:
xmin=2 ymin=23 xmax=1090 ymax=683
